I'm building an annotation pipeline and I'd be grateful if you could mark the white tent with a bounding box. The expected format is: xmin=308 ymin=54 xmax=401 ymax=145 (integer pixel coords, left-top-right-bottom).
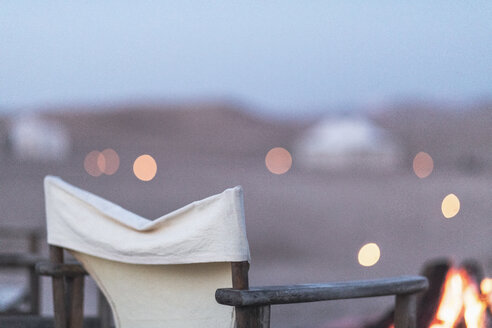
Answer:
xmin=9 ymin=115 xmax=71 ymax=162
xmin=294 ymin=116 xmax=401 ymax=170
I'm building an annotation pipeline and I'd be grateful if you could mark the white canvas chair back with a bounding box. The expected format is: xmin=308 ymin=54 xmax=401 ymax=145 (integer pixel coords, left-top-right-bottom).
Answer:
xmin=44 ymin=176 xmax=250 ymax=328
xmin=72 ymin=253 xmax=234 ymax=328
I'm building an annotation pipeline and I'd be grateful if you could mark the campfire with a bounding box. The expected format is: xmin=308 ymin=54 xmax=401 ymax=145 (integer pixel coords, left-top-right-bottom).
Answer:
xmin=429 ymin=268 xmax=489 ymax=328
xmin=367 ymin=259 xmax=492 ymax=328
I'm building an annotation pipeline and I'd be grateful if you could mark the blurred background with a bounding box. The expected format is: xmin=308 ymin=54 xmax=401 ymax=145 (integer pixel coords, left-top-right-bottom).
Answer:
xmin=0 ymin=2 xmax=491 ymax=327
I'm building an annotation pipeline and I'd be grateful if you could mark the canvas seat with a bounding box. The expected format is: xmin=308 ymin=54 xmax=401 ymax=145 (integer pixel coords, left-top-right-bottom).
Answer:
xmin=73 ymin=253 xmax=234 ymax=328
xmin=39 ymin=176 xmax=428 ymax=328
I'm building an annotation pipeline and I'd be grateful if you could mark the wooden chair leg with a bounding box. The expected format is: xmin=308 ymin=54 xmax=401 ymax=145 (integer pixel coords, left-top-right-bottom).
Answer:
xmin=50 ymin=246 xmax=67 ymax=328
xmin=232 ymin=262 xmax=249 ymax=328
xmin=232 ymin=262 xmax=271 ymax=328
xmin=394 ymin=294 xmax=417 ymax=328
xmin=235 ymin=306 xmax=270 ymax=328
xmin=256 ymin=306 xmax=270 ymax=328
xmin=69 ymin=276 xmax=84 ymax=328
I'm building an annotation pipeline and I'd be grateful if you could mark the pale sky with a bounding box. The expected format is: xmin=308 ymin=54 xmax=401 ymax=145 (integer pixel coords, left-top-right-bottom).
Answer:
xmin=1 ymin=1 xmax=491 ymax=115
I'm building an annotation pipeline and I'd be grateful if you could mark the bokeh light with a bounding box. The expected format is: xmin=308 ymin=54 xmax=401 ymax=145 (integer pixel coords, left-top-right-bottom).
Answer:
xmin=441 ymin=194 xmax=460 ymax=219
xmin=413 ymin=151 xmax=434 ymax=178
xmin=265 ymin=147 xmax=292 ymax=175
xmin=96 ymin=152 xmax=106 ymax=173
xmin=84 ymin=151 xmax=103 ymax=177
xmin=98 ymin=148 xmax=120 ymax=175
xmin=358 ymin=243 xmax=381 ymax=267
xmin=133 ymin=154 xmax=157 ymax=181
xmin=480 ymin=278 xmax=492 ymax=295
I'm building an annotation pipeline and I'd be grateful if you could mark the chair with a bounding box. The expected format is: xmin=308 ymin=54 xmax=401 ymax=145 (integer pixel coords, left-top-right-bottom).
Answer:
xmin=0 ymin=227 xmax=43 ymax=316
xmin=38 ymin=176 xmax=427 ymax=328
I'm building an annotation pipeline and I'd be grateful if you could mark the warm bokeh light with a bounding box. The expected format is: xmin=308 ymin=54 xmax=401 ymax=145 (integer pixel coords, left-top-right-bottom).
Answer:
xmin=357 ymin=243 xmax=380 ymax=267
xmin=441 ymin=194 xmax=460 ymax=219
xmin=96 ymin=152 xmax=106 ymax=173
xmin=98 ymin=148 xmax=120 ymax=175
xmin=481 ymin=278 xmax=492 ymax=311
xmin=133 ymin=154 xmax=157 ymax=181
xmin=481 ymin=278 xmax=492 ymax=295
xmin=265 ymin=147 xmax=292 ymax=175
xmin=413 ymin=151 xmax=434 ymax=178
xmin=84 ymin=151 xmax=103 ymax=177
xmin=85 ymin=149 xmax=119 ymax=177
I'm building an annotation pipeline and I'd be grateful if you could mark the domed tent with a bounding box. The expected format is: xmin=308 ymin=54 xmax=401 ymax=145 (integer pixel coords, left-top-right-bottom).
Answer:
xmin=8 ymin=115 xmax=71 ymax=162
xmin=294 ymin=116 xmax=401 ymax=170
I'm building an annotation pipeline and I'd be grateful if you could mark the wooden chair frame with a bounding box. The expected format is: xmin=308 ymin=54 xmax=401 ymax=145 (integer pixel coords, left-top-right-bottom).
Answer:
xmin=37 ymin=246 xmax=111 ymax=328
xmin=38 ymin=245 xmax=428 ymax=328
xmin=0 ymin=228 xmax=43 ymax=316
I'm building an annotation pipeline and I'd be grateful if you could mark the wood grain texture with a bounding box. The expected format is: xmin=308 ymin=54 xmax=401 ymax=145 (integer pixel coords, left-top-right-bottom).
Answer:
xmin=216 ymin=275 xmax=428 ymax=307
xmin=231 ymin=261 xmax=257 ymax=328
xmin=50 ymin=246 xmax=67 ymax=328
xmin=69 ymin=276 xmax=84 ymax=328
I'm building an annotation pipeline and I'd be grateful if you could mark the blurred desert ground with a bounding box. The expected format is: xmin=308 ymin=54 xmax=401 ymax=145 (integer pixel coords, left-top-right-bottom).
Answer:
xmin=0 ymin=102 xmax=491 ymax=328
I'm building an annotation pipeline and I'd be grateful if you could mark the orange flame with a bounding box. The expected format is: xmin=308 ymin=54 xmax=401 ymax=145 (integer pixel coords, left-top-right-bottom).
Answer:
xmin=387 ymin=269 xmax=491 ymax=328
xmin=429 ymin=268 xmax=489 ymax=328
xmin=430 ymin=269 xmax=464 ymax=328
xmin=463 ymin=283 xmax=486 ymax=328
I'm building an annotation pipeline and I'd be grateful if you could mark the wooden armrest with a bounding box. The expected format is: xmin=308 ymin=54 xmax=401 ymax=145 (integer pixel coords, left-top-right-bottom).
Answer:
xmin=35 ymin=261 xmax=88 ymax=277
xmin=216 ymin=275 xmax=428 ymax=307
xmin=0 ymin=254 xmax=46 ymax=267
